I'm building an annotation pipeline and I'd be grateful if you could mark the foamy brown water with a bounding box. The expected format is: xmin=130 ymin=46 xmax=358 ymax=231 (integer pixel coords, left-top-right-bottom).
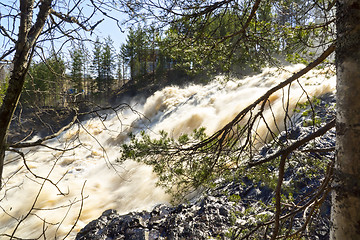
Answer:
xmin=0 ymin=64 xmax=335 ymax=239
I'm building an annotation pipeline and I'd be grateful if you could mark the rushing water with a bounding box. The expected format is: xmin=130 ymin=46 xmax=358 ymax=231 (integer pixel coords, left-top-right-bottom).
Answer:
xmin=0 ymin=64 xmax=335 ymax=239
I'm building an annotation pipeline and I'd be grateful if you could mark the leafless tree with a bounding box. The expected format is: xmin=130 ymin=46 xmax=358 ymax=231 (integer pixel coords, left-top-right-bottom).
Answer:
xmin=0 ymin=0 xmax=132 ymax=238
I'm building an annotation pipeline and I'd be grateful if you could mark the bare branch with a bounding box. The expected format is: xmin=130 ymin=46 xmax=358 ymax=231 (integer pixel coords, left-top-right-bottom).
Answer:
xmin=9 ymin=114 xmax=78 ymax=148
xmin=9 ymin=148 xmax=68 ymax=195
xmin=216 ymin=0 xmax=261 ymax=45
xmin=248 ymin=118 xmax=335 ymax=167
xmin=271 ymin=153 xmax=288 ymax=240
xmin=0 ymin=25 xmax=16 ymax=43
xmin=0 ymin=48 xmax=15 ymax=61
xmin=49 ymin=8 xmax=104 ymax=32
xmin=8 ymin=149 xmax=64 ymax=238
xmin=61 ymin=181 xmax=86 ymax=240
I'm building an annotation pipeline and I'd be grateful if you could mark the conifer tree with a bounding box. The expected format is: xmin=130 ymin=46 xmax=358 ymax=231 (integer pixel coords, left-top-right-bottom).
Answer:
xmin=116 ymin=53 xmax=126 ymax=87
xmin=23 ymin=54 xmax=65 ymax=106
xmin=70 ymin=45 xmax=85 ymax=94
xmin=121 ymin=26 xmax=152 ymax=85
xmin=121 ymin=28 xmax=138 ymax=81
xmin=91 ymin=37 xmax=116 ymax=94
xmin=91 ymin=37 xmax=103 ymax=93
xmin=101 ymin=36 xmax=116 ymax=93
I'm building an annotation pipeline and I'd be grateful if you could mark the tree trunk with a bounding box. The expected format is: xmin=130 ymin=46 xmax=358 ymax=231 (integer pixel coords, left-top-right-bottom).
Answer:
xmin=0 ymin=0 xmax=52 ymax=189
xmin=331 ymin=0 xmax=360 ymax=238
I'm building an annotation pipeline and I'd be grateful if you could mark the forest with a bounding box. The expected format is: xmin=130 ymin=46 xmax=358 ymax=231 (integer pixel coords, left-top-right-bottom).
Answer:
xmin=0 ymin=0 xmax=359 ymax=239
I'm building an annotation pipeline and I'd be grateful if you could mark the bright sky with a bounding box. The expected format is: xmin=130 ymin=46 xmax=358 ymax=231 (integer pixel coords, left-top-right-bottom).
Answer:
xmin=89 ymin=10 xmax=129 ymax=50
xmin=0 ymin=0 xmax=130 ymax=61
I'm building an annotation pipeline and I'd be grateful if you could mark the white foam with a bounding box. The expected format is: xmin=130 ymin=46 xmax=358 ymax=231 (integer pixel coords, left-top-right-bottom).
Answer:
xmin=0 ymin=64 xmax=335 ymax=238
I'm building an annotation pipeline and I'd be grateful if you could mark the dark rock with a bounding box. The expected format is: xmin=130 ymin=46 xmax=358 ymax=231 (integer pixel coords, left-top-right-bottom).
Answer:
xmin=124 ymin=228 xmax=147 ymax=240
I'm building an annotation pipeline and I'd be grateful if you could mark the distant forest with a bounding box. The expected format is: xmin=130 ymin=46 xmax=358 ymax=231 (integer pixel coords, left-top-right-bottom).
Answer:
xmin=1 ymin=5 xmax=315 ymax=109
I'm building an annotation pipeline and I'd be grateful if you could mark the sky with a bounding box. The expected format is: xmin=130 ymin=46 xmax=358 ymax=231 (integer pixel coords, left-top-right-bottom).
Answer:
xmin=89 ymin=12 xmax=129 ymax=50
xmin=0 ymin=0 xmax=130 ymax=62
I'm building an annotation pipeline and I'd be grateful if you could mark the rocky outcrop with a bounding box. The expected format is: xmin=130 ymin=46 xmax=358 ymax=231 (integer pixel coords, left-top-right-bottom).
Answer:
xmin=76 ymin=196 xmax=243 ymax=240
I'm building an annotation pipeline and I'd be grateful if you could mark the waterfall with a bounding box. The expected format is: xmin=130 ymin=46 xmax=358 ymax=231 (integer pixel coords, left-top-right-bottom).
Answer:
xmin=0 ymin=64 xmax=335 ymax=239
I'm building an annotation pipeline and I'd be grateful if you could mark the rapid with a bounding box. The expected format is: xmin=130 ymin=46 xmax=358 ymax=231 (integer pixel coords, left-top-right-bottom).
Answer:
xmin=0 ymin=64 xmax=335 ymax=239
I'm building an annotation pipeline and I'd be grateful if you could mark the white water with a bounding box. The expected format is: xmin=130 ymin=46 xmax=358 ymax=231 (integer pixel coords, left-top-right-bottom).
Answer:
xmin=0 ymin=64 xmax=335 ymax=239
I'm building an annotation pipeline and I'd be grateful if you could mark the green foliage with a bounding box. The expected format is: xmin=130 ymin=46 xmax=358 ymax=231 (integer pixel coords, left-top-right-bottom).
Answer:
xmin=22 ymin=54 xmax=66 ymax=106
xmin=224 ymin=200 xmax=273 ymax=239
xmin=120 ymin=127 xmax=235 ymax=201
xmin=228 ymin=194 xmax=242 ymax=203
xmin=293 ymin=96 xmax=323 ymax=127
xmin=120 ymin=25 xmax=170 ymax=87
xmin=92 ymin=37 xmax=102 ymax=83
xmin=70 ymin=45 xmax=85 ymax=93
xmin=119 ymin=0 xmax=336 ymax=86
xmin=121 ymin=26 xmax=148 ymax=83
xmin=223 ymin=152 xmax=331 ymax=239
xmin=161 ymin=9 xmax=274 ymax=75
xmin=246 ymin=157 xmax=281 ymax=190
xmin=303 ymin=117 xmax=322 ymax=127
xmin=91 ymin=36 xmax=116 ymax=94
xmin=101 ymin=36 xmax=116 ymax=92
xmin=120 ymin=119 xmax=330 ymax=206
xmin=150 ymin=0 xmax=334 ymax=77
xmin=119 ymin=102 xmax=332 ymax=238
xmin=295 ymin=96 xmax=321 ymax=110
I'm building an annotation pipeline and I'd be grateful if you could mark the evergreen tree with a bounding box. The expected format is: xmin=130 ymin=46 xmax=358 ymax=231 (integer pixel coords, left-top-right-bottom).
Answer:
xmin=70 ymin=45 xmax=85 ymax=94
xmin=101 ymin=36 xmax=116 ymax=93
xmin=121 ymin=26 xmax=152 ymax=85
xmin=91 ymin=36 xmax=116 ymax=94
xmin=121 ymin=28 xmax=138 ymax=81
xmin=23 ymin=54 xmax=65 ymax=106
xmin=116 ymin=53 xmax=125 ymax=87
xmin=91 ymin=37 xmax=103 ymax=93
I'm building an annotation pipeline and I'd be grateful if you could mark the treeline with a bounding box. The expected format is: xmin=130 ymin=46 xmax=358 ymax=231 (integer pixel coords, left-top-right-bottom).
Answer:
xmin=20 ymin=30 xmax=183 ymax=108
xmin=19 ymin=25 xmax=196 ymax=108
xmin=21 ymin=37 xmax=122 ymax=107
xmin=19 ymin=3 xmax=326 ymax=108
